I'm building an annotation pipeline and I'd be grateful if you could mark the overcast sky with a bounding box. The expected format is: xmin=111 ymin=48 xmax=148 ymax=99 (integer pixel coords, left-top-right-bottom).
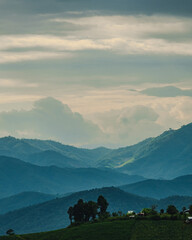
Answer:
xmin=0 ymin=0 xmax=192 ymax=147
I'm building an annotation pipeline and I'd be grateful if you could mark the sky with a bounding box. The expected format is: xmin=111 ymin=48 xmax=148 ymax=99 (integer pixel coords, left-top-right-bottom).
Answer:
xmin=0 ymin=0 xmax=192 ymax=148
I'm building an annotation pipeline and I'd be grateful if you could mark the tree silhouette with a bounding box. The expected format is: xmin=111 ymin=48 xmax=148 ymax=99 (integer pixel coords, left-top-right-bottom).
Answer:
xmin=67 ymin=206 xmax=74 ymax=224
xmin=166 ymin=205 xmax=178 ymax=215
xmin=67 ymin=197 xmax=108 ymax=224
xmin=97 ymin=195 xmax=109 ymax=216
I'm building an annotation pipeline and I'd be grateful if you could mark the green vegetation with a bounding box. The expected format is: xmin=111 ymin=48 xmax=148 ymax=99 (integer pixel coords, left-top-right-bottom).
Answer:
xmin=1 ymin=219 xmax=192 ymax=240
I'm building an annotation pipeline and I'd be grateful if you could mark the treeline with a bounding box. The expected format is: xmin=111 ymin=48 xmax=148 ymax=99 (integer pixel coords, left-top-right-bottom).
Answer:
xmin=67 ymin=197 xmax=192 ymax=226
xmin=67 ymin=195 xmax=109 ymax=224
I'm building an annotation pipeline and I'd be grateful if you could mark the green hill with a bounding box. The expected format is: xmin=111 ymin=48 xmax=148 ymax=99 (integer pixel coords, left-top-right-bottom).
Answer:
xmin=99 ymin=123 xmax=192 ymax=179
xmin=1 ymin=219 xmax=192 ymax=240
xmin=1 ymin=186 xmax=192 ymax=235
xmin=0 ymin=187 xmax=156 ymax=235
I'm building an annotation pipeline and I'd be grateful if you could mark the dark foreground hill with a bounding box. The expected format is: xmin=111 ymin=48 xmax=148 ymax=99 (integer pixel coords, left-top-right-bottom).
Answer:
xmin=0 ymin=192 xmax=56 ymax=215
xmin=0 ymin=187 xmax=192 ymax=235
xmin=1 ymin=219 xmax=192 ymax=240
xmin=0 ymin=155 xmax=144 ymax=198
xmin=0 ymin=187 xmax=156 ymax=235
xmin=119 ymin=175 xmax=192 ymax=199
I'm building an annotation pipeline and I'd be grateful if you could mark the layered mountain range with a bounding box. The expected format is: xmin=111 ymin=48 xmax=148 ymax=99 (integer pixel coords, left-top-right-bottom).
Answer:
xmin=0 ymin=123 xmax=192 ymax=235
xmin=0 ymin=122 xmax=192 ymax=179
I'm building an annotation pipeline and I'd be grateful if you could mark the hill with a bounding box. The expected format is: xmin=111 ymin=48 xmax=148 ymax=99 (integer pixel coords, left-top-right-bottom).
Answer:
xmin=0 ymin=192 xmax=56 ymax=215
xmin=0 ymin=186 xmax=192 ymax=235
xmin=1 ymin=122 xmax=192 ymax=179
xmin=1 ymin=219 xmax=192 ymax=240
xmin=0 ymin=187 xmax=156 ymax=234
xmin=0 ymin=155 xmax=144 ymax=198
xmin=0 ymin=136 xmax=111 ymax=168
xmin=119 ymin=175 xmax=192 ymax=199
xmin=98 ymin=123 xmax=192 ymax=179
xmin=25 ymin=150 xmax=83 ymax=168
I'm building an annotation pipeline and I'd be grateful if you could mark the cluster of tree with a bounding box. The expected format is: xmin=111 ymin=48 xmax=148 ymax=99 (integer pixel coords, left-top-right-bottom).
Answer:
xmin=137 ymin=204 xmax=192 ymax=220
xmin=67 ymin=195 xmax=109 ymax=224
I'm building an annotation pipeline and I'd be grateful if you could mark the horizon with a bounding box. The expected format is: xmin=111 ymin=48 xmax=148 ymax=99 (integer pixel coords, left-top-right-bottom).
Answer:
xmin=0 ymin=122 xmax=189 ymax=149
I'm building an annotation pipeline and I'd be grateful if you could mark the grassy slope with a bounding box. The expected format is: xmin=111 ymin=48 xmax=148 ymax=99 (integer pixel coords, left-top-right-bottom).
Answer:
xmin=1 ymin=220 xmax=192 ymax=240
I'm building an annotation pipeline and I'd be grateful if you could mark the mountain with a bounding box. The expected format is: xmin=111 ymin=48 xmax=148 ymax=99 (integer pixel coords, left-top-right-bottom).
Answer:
xmin=0 ymin=155 xmax=144 ymax=198
xmin=0 ymin=192 xmax=56 ymax=215
xmin=0 ymin=136 xmax=111 ymax=167
xmin=0 ymin=187 xmax=156 ymax=235
xmin=25 ymin=150 xmax=83 ymax=168
xmin=98 ymin=123 xmax=192 ymax=179
xmin=1 ymin=122 xmax=192 ymax=179
xmin=119 ymin=175 xmax=192 ymax=199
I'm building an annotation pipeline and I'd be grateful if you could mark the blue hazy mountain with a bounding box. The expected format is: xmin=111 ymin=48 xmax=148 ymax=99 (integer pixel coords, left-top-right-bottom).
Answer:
xmin=0 ymin=136 xmax=111 ymax=167
xmin=0 ymin=155 xmax=144 ymax=199
xmin=119 ymin=175 xmax=192 ymax=199
xmin=0 ymin=192 xmax=56 ymax=215
xmin=0 ymin=122 xmax=192 ymax=179
xmin=98 ymin=123 xmax=192 ymax=179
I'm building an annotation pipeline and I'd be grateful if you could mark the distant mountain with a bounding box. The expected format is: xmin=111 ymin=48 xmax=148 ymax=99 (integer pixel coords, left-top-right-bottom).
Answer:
xmin=0 ymin=136 xmax=111 ymax=168
xmin=0 ymin=192 xmax=56 ymax=215
xmin=25 ymin=150 xmax=83 ymax=168
xmin=98 ymin=123 xmax=192 ymax=179
xmin=1 ymin=122 xmax=192 ymax=179
xmin=119 ymin=175 xmax=192 ymax=199
xmin=0 ymin=187 xmax=156 ymax=235
xmin=0 ymin=155 xmax=144 ymax=198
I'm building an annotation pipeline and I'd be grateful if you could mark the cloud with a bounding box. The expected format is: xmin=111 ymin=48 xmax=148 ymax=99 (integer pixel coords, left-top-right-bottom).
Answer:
xmin=0 ymin=15 xmax=192 ymax=62
xmin=0 ymin=51 xmax=73 ymax=64
xmin=141 ymin=86 xmax=192 ymax=97
xmin=0 ymin=97 xmax=103 ymax=145
xmin=91 ymin=105 xmax=164 ymax=146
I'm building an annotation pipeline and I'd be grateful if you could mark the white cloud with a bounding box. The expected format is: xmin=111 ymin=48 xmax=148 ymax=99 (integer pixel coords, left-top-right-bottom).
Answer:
xmin=0 ymin=51 xmax=73 ymax=64
xmin=0 ymin=97 xmax=104 ymax=145
xmin=0 ymin=14 xmax=192 ymax=60
xmin=91 ymin=105 xmax=164 ymax=146
xmin=0 ymin=79 xmax=38 ymax=88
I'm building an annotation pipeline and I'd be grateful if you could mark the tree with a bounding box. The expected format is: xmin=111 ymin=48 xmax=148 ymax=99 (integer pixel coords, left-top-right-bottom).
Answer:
xmin=67 ymin=206 xmax=74 ymax=224
xmin=87 ymin=201 xmax=98 ymax=220
xmin=166 ymin=205 xmax=178 ymax=215
xmin=160 ymin=209 xmax=164 ymax=214
xmin=73 ymin=199 xmax=85 ymax=223
xmin=97 ymin=195 xmax=109 ymax=216
xmin=6 ymin=229 xmax=14 ymax=236
xmin=142 ymin=208 xmax=153 ymax=216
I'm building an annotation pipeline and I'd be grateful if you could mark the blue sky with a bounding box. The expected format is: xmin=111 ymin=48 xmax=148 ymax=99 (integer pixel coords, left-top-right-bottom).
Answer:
xmin=0 ymin=0 xmax=192 ymax=147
